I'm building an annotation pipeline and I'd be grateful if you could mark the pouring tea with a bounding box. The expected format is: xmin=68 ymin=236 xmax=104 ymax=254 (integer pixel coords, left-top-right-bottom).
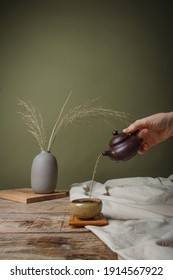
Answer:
xmin=102 ymin=130 xmax=142 ymax=162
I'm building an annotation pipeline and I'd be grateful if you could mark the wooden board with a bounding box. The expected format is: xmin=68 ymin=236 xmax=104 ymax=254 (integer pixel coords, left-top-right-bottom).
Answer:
xmin=0 ymin=188 xmax=69 ymax=203
xmin=69 ymin=214 xmax=108 ymax=227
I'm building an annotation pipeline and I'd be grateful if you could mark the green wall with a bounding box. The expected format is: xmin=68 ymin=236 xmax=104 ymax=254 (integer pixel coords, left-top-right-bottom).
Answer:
xmin=0 ymin=0 xmax=172 ymax=190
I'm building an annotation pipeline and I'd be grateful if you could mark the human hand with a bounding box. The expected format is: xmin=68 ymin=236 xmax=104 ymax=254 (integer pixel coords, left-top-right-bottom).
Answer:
xmin=123 ymin=112 xmax=173 ymax=154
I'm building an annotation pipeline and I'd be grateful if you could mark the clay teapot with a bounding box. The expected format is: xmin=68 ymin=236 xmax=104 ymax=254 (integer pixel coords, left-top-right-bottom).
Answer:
xmin=102 ymin=130 xmax=142 ymax=162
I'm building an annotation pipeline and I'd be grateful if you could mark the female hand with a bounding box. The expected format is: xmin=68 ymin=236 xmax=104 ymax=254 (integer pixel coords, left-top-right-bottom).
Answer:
xmin=123 ymin=112 xmax=173 ymax=154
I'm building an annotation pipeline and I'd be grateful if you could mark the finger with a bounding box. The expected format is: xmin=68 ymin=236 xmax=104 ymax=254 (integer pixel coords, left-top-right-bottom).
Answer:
xmin=123 ymin=119 xmax=148 ymax=134
xmin=123 ymin=124 xmax=137 ymax=133
xmin=138 ymin=143 xmax=149 ymax=154
xmin=137 ymin=129 xmax=148 ymax=139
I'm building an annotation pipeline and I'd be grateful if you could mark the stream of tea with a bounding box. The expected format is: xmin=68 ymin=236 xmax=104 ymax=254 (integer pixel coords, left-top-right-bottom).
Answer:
xmin=89 ymin=153 xmax=103 ymax=197
xmin=87 ymin=112 xmax=131 ymax=197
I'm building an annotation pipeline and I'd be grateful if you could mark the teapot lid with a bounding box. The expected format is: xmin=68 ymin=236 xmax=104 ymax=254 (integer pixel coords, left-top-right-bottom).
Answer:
xmin=109 ymin=130 xmax=129 ymax=146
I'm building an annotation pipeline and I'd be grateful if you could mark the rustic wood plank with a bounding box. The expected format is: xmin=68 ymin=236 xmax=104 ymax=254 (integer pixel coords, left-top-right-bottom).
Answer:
xmin=0 ymin=188 xmax=69 ymax=203
xmin=0 ymin=232 xmax=117 ymax=260
xmin=0 ymin=213 xmax=88 ymax=233
xmin=0 ymin=196 xmax=71 ymax=213
xmin=0 ymin=197 xmax=118 ymax=259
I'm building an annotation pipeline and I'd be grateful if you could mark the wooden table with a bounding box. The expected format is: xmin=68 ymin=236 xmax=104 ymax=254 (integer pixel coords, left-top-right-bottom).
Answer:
xmin=0 ymin=197 xmax=118 ymax=260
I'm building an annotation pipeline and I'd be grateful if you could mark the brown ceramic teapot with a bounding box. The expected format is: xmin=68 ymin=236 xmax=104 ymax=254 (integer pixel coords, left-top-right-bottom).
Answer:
xmin=102 ymin=130 xmax=142 ymax=162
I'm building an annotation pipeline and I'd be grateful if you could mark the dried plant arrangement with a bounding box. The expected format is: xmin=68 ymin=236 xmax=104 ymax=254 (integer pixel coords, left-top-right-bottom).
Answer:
xmin=17 ymin=98 xmax=47 ymax=151
xmin=18 ymin=92 xmax=131 ymax=152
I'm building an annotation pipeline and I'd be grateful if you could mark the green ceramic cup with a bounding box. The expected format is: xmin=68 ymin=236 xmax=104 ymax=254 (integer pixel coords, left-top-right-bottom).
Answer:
xmin=70 ymin=198 xmax=102 ymax=219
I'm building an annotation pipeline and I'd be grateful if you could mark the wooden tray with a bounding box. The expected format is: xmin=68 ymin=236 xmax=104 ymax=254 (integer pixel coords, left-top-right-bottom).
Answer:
xmin=69 ymin=214 xmax=108 ymax=227
xmin=0 ymin=188 xmax=69 ymax=203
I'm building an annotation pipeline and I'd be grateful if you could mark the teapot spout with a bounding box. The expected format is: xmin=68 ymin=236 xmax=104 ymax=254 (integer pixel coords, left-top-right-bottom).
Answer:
xmin=102 ymin=150 xmax=112 ymax=157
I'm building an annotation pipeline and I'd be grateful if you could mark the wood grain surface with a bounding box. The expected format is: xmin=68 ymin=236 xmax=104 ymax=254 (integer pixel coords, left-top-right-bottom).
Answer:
xmin=0 ymin=188 xmax=69 ymax=203
xmin=0 ymin=197 xmax=118 ymax=260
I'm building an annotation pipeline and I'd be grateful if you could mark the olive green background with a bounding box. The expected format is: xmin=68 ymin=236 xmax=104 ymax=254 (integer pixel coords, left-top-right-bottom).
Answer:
xmin=0 ymin=0 xmax=172 ymax=190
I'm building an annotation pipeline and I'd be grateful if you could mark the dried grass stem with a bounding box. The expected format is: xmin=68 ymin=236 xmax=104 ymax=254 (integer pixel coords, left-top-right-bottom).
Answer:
xmin=17 ymin=93 xmax=131 ymax=152
xmin=17 ymin=98 xmax=47 ymax=151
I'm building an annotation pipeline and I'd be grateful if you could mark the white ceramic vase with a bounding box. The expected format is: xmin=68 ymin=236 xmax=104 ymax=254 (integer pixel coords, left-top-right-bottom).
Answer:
xmin=31 ymin=151 xmax=58 ymax=194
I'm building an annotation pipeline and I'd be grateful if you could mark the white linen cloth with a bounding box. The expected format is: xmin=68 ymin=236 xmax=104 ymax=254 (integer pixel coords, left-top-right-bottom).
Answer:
xmin=70 ymin=175 xmax=173 ymax=259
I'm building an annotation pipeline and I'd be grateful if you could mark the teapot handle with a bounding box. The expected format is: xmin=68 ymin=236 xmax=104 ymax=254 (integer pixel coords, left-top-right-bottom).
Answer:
xmin=131 ymin=130 xmax=143 ymax=141
xmin=131 ymin=130 xmax=140 ymax=135
xmin=112 ymin=129 xmax=140 ymax=136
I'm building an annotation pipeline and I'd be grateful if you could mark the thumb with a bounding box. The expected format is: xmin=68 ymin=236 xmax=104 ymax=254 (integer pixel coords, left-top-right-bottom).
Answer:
xmin=123 ymin=119 xmax=148 ymax=134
